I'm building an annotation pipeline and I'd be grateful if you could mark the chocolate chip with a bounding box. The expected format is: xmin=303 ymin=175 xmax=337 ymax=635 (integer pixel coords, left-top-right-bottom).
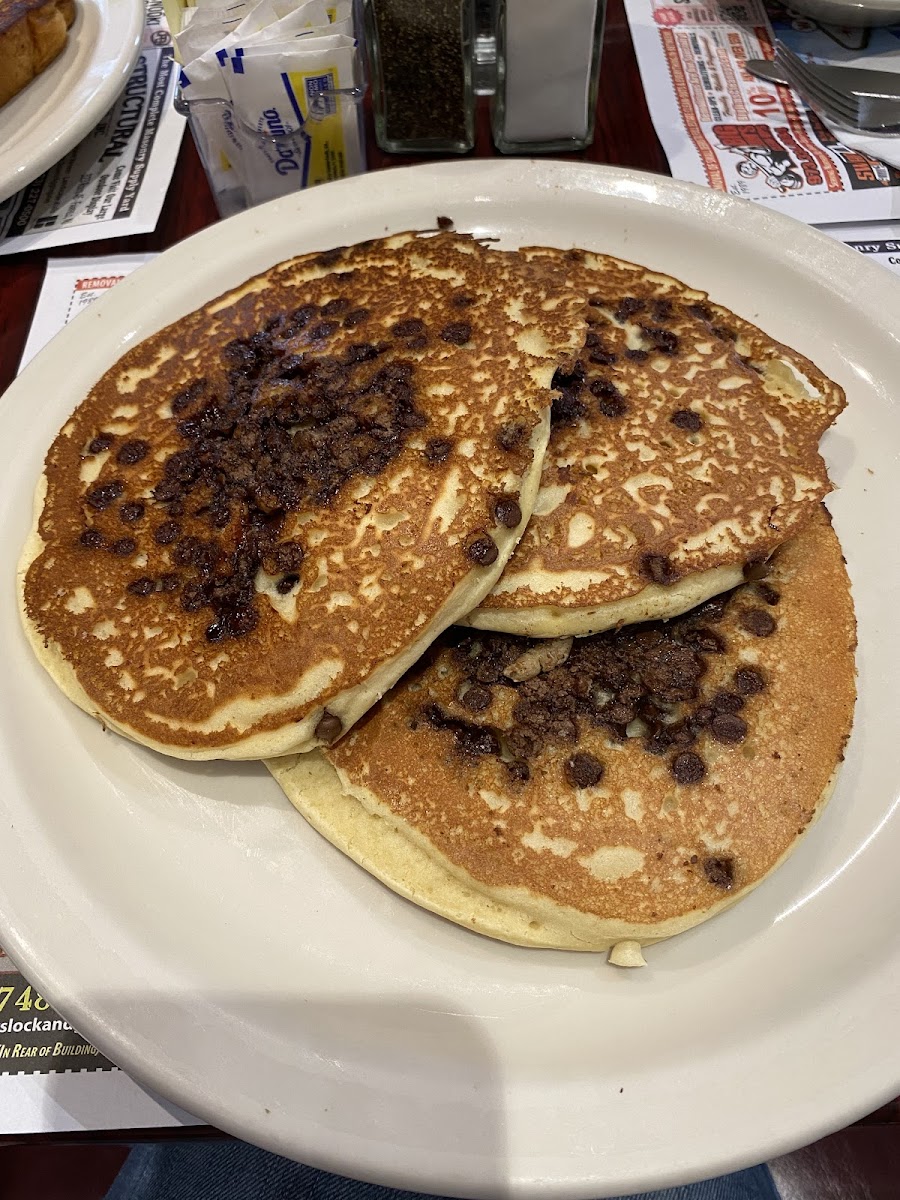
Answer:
xmin=440 ymin=321 xmax=471 ymax=345
xmin=694 ymin=595 xmax=729 ymax=623
xmin=652 ymin=298 xmax=673 ymax=322
xmin=703 ymin=856 xmax=735 ymax=889
xmin=590 ymin=378 xmax=628 ymax=418
xmin=392 ymin=318 xmax=426 ymax=337
xmin=687 ymin=302 xmax=713 ymax=323
xmin=739 ymin=608 xmax=776 ymax=637
xmin=588 ymin=348 xmax=617 ymax=366
xmin=276 ymin=574 xmax=300 ymax=594
xmin=171 ymin=381 xmax=206 ymax=415
xmin=671 ymin=751 xmax=706 ymax=785
xmin=645 ymin=733 xmax=671 ymax=756
xmin=315 ymin=247 xmax=344 ymax=268
xmin=344 ymin=342 xmax=382 ymax=364
xmin=270 ymin=541 xmax=304 ymax=574
xmin=506 ymin=759 xmax=530 ymax=783
xmin=110 ymin=537 xmax=137 ymax=557
xmin=624 ymin=348 xmax=649 ymax=362
xmin=710 ymin=713 xmax=747 ymax=744
xmin=641 ymin=552 xmax=680 ymax=586
xmin=465 ymin=534 xmax=498 ymax=566
xmin=455 ymin=724 xmax=500 ymax=758
xmin=756 ymin=582 xmax=781 ymax=606
xmin=424 ymin=438 xmax=452 ymax=463
xmin=180 ymin=582 xmax=207 ymax=612
xmin=343 ymin=307 xmax=369 ymax=328
xmin=321 ymin=297 xmax=349 ymax=317
xmin=690 ymin=705 xmax=714 ymax=729
xmin=79 ymin=528 xmax=104 ymax=549
xmin=315 ymin=711 xmax=343 ymax=744
xmin=615 ymin=297 xmax=644 ymax=322
xmin=564 ymin=751 xmax=604 ymax=788
xmin=158 ymin=573 xmax=181 ymax=593
xmin=119 ymin=501 xmax=145 ymax=523
xmin=154 ymin=521 xmax=181 ymax=546
xmin=127 ymin=577 xmax=156 ymax=596
xmin=492 ymin=495 xmax=522 ymax=528
xmin=641 ymin=325 xmax=679 ymax=355
xmin=496 ymin=422 xmax=527 ymax=451
xmin=682 ymin=627 xmax=725 ymax=654
xmin=712 ymin=691 xmax=745 ymax=714
xmin=116 ymin=440 xmax=150 ymax=466
xmin=436 ymin=215 xmax=453 ymax=229
xmin=460 ymin=684 xmax=491 ymax=713
xmin=308 ymin=320 xmax=340 ymax=341
xmin=734 ymin=667 xmax=765 ymax=695
xmin=87 ymin=433 xmax=114 ymax=454
xmin=86 ymin=480 xmax=124 ymax=510
xmin=552 ymin=388 xmax=587 ymax=425
xmin=597 ymin=393 xmax=628 ymax=419
xmin=670 ymin=409 xmax=702 ymax=432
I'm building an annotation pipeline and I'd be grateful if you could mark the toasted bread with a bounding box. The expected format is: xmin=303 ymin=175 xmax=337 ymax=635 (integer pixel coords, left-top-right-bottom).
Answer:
xmin=0 ymin=0 xmax=75 ymax=109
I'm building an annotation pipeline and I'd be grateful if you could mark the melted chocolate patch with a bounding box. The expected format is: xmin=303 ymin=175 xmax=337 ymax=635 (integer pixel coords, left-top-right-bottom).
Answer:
xmin=703 ymin=856 xmax=735 ymax=889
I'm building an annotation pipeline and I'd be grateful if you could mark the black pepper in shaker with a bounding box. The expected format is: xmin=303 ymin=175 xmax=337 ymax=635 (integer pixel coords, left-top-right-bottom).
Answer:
xmin=363 ymin=0 xmax=475 ymax=153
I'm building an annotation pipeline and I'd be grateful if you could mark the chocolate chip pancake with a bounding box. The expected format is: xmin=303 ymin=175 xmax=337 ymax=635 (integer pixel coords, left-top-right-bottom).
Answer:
xmin=465 ymin=247 xmax=846 ymax=637
xmin=18 ymin=233 xmax=586 ymax=760
xmin=271 ymin=507 xmax=855 ymax=961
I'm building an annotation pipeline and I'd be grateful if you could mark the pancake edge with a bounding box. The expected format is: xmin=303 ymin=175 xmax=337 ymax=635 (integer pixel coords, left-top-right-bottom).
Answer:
xmin=462 ymin=562 xmax=746 ymax=637
xmin=267 ymin=749 xmax=842 ymax=960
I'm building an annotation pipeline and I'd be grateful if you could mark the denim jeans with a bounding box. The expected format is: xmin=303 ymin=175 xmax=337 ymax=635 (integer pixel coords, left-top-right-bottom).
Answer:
xmin=104 ymin=1141 xmax=781 ymax=1200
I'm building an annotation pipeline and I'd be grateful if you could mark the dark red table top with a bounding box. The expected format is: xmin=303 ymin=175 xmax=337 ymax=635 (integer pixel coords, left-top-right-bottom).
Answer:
xmin=0 ymin=0 xmax=895 ymax=1143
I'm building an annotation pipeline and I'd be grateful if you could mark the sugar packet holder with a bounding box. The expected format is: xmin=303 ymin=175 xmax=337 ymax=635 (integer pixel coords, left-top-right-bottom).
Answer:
xmin=171 ymin=0 xmax=364 ymax=215
xmin=224 ymin=36 xmax=365 ymax=208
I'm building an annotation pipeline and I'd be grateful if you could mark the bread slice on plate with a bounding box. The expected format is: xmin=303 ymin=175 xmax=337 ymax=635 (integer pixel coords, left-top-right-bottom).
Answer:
xmin=0 ymin=0 xmax=76 ymax=109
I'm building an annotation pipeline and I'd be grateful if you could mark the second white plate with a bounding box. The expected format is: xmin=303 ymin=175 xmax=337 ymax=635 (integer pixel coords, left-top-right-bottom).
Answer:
xmin=0 ymin=0 xmax=143 ymax=203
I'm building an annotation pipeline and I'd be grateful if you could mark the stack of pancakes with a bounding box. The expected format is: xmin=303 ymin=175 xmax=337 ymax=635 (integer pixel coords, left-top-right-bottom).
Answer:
xmin=18 ymin=231 xmax=856 ymax=964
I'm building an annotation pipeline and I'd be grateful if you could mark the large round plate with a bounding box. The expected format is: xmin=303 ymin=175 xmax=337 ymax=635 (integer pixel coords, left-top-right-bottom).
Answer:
xmin=1 ymin=162 xmax=898 ymax=1198
xmin=0 ymin=0 xmax=143 ymax=204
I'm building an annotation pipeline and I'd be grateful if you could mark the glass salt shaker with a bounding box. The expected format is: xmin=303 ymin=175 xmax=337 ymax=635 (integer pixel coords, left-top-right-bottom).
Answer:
xmin=491 ymin=0 xmax=605 ymax=154
xmin=363 ymin=0 xmax=476 ymax=154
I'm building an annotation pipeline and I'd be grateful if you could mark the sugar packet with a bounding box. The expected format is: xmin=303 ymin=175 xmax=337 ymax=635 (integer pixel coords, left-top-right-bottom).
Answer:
xmin=224 ymin=34 xmax=363 ymax=206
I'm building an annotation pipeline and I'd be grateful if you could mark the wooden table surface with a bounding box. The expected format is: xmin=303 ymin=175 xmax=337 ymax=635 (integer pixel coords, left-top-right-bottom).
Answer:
xmin=0 ymin=0 xmax=896 ymax=1150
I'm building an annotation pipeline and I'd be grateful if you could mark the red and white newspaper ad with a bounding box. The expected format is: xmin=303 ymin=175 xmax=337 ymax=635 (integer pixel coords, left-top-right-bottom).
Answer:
xmin=625 ymin=0 xmax=900 ymax=223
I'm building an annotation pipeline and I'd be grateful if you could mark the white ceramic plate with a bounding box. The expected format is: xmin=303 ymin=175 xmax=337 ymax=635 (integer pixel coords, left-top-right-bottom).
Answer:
xmin=789 ymin=0 xmax=900 ymax=26
xmin=0 ymin=0 xmax=143 ymax=204
xmin=1 ymin=161 xmax=898 ymax=1198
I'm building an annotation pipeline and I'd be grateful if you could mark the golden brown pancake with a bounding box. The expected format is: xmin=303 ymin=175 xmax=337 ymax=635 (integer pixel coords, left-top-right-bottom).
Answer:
xmin=271 ymin=507 xmax=856 ymax=961
xmin=18 ymin=232 xmax=587 ymax=760
xmin=465 ymin=248 xmax=846 ymax=637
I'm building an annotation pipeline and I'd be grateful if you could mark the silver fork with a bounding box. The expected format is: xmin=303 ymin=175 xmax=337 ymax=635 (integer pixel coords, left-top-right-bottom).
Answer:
xmin=775 ymin=43 xmax=900 ymax=133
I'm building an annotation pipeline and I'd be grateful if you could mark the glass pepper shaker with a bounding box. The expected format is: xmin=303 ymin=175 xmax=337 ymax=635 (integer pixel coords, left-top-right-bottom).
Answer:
xmin=363 ymin=0 xmax=476 ymax=154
